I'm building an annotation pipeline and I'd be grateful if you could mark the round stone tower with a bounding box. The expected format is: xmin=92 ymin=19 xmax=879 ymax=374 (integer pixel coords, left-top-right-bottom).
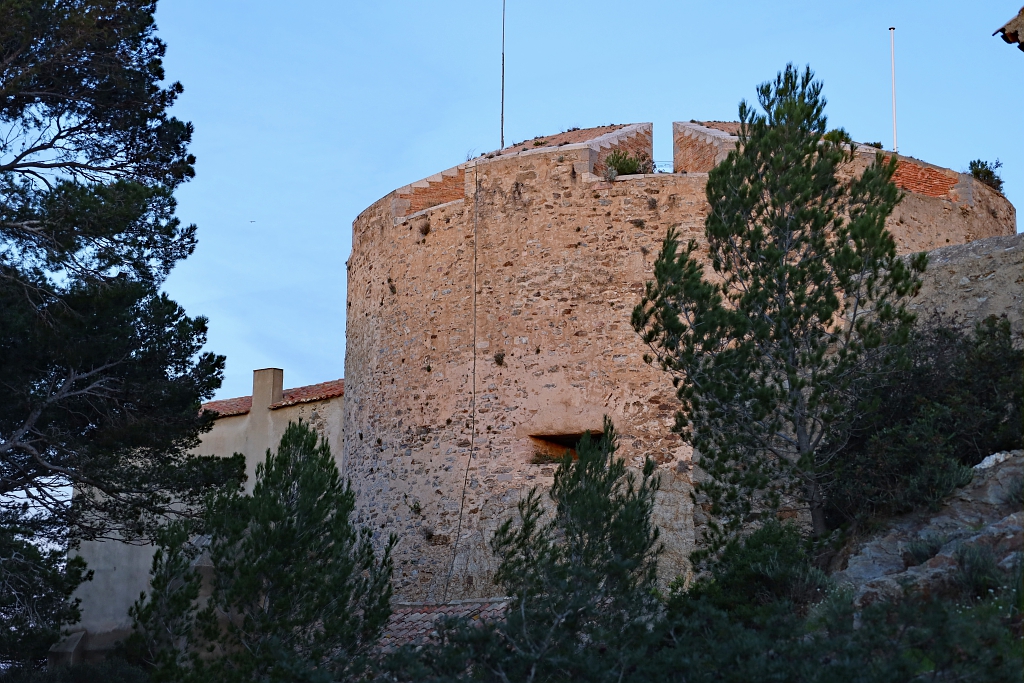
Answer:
xmin=344 ymin=123 xmax=1016 ymax=602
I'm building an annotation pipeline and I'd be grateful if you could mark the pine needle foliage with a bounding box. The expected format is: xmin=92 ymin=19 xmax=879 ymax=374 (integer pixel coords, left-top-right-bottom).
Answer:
xmin=487 ymin=417 xmax=662 ymax=682
xmin=631 ymin=65 xmax=925 ymax=557
xmin=0 ymin=523 xmax=90 ymax=668
xmin=387 ymin=418 xmax=663 ymax=683
xmin=130 ymin=421 xmax=395 ymax=683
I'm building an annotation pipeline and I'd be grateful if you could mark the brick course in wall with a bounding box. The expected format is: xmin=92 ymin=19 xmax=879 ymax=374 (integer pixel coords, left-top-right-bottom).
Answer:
xmin=404 ymin=168 xmax=467 ymax=215
xmin=890 ymin=159 xmax=959 ymax=199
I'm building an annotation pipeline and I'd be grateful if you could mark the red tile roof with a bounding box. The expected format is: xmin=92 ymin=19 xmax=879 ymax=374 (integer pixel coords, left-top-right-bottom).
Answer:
xmin=202 ymin=378 xmax=344 ymax=418
xmin=995 ymin=7 xmax=1024 ymax=51
xmin=202 ymin=395 xmax=252 ymax=417
xmin=271 ymin=378 xmax=345 ymax=409
xmin=379 ymin=599 xmax=508 ymax=651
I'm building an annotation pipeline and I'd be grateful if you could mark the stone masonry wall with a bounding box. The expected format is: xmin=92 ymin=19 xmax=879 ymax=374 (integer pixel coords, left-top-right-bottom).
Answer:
xmin=672 ymin=121 xmax=733 ymax=173
xmin=345 ymin=123 xmax=1017 ymax=603
xmin=907 ymin=233 xmax=1023 ymax=340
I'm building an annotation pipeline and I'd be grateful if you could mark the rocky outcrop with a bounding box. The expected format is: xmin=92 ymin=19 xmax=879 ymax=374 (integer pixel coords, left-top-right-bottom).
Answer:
xmin=833 ymin=450 xmax=1023 ymax=606
xmin=908 ymin=232 xmax=1023 ymax=341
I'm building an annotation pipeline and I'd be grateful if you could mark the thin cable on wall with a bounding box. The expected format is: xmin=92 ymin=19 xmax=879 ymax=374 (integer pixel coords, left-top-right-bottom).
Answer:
xmin=443 ymin=163 xmax=479 ymax=602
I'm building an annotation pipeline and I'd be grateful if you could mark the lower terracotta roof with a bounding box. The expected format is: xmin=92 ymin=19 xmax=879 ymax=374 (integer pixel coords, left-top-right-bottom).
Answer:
xmin=379 ymin=599 xmax=508 ymax=651
xmin=202 ymin=395 xmax=252 ymax=418
xmin=202 ymin=378 xmax=344 ymax=418
xmin=271 ymin=378 xmax=346 ymax=409
xmin=995 ymin=7 xmax=1024 ymax=50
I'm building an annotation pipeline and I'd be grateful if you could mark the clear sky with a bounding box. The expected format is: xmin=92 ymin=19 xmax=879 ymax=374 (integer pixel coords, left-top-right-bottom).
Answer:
xmin=154 ymin=1 xmax=1024 ymax=400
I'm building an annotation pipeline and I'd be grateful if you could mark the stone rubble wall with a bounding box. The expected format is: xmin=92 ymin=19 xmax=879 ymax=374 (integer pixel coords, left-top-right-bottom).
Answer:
xmin=907 ymin=232 xmax=1023 ymax=340
xmin=345 ymin=124 xmax=1018 ymax=603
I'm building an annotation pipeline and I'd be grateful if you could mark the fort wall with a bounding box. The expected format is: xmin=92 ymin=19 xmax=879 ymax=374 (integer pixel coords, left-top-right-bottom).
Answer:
xmin=343 ymin=122 xmax=1017 ymax=602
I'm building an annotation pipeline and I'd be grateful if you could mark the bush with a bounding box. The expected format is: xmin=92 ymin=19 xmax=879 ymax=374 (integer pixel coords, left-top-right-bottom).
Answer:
xmin=825 ymin=315 xmax=1022 ymax=526
xmin=904 ymin=534 xmax=948 ymax=566
xmin=954 ymin=544 xmax=1006 ymax=600
xmin=130 ymin=421 xmax=394 ymax=682
xmin=603 ymin=150 xmax=652 ymax=178
xmin=969 ymin=159 xmax=1004 ymax=193
xmin=646 ymin=528 xmax=1023 ymax=683
xmin=672 ymin=522 xmax=831 ymax=625
xmin=0 ymin=660 xmax=149 ymax=683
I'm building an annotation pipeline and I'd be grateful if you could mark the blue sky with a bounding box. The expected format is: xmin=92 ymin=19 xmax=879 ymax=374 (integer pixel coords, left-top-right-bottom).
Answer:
xmin=154 ymin=1 xmax=1024 ymax=400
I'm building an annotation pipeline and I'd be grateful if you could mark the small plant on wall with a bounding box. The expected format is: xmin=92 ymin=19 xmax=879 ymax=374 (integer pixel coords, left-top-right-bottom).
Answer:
xmin=604 ymin=150 xmax=653 ymax=178
xmin=968 ymin=159 xmax=1003 ymax=194
xmin=493 ymin=351 xmax=505 ymax=366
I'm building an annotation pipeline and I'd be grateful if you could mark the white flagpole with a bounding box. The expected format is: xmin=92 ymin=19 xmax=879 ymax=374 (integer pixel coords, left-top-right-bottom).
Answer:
xmin=889 ymin=27 xmax=898 ymax=153
xmin=501 ymin=0 xmax=506 ymax=150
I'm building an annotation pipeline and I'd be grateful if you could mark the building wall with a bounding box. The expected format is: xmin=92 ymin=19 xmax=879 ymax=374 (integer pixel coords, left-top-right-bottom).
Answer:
xmin=345 ymin=122 xmax=1017 ymax=603
xmin=70 ymin=370 xmax=343 ymax=656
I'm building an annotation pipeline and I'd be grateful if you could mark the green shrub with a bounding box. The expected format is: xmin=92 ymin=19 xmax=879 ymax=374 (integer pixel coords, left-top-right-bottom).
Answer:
xmin=904 ymin=534 xmax=948 ymax=566
xmin=671 ymin=522 xmax=831 ymax=626
xmin=969 ymin=159 xmax=1004 ymax=193
xmin=603 ymin=150 xmax=652 ymax=178
xmin=0 ymin=660 xmax=149 ymax=683
xmin=649 ymin=543 xmax=1023 ymax=683
xmin=825 ymin=315 xmax=1022 ymax=527
xmin=954 ymin=544 xmax=1005 ymax=600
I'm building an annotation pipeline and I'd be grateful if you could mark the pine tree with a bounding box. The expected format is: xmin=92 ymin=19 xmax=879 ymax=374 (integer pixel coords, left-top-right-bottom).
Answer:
xmin=132 ymin=422 xmax=395 ymax=683
xmin=0 ymin=0 xmax=237 ymax=544
xmin=632 ymin=65 xmax=924 ymax=553
xmin=390 ymin=418 xmax=663 ymax=683
xmin=0 ymin=520 xmax=90 ymax=668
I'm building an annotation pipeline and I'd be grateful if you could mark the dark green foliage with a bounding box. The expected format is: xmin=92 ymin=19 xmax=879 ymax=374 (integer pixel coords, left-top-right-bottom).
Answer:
xmin=643 ymin=529 xmax=1023 ymax=683
xmin=826 ymin=316 xmax=1022 ymax=526
xmin=0 ymin=524 xmax=90 ymax=667
xmin=0 ymin=275 xmax=242 ymax=541
xmin=604 ymin=149 xmax=653 ymax=177
xmin=904 ymin=534 xmax=948 ymax=566
xmin=672 ymin=522 xmax=830 ymax=626
xmin=123 ymin=523 xmax=202 ymax=680
xmin=0 ymin=659 xmax=150 ymax=683
xmin=954 ymin=544 xmax=1005 ymax=600
xmin=131 ymin=421 xmax=395 ymax=683
xmin=632 ymin=64 xmax=923 ymax=553
xmin=969 ymin=159 xmax=1004 ymax=193
xmin=0 ymin=0 xmax=235 ymax=543
xmin=388 ymin=418 xmax=663 ymax=683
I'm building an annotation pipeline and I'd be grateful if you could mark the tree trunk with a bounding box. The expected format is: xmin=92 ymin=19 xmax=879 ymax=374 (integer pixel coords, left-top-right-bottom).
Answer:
xmin=808 ymin=481 xmax=828 ymax=537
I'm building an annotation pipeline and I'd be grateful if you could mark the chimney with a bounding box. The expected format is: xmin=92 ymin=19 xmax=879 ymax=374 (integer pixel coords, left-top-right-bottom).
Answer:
xmin=252 ymin=368 xmax=284 ymax=410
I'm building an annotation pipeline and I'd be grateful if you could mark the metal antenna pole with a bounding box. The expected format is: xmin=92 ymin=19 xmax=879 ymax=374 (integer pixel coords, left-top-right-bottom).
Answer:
xmin=889 ymin=26 xmax=898 ymax=153
xmin=501 ymin=0 xmax=506 ymax=150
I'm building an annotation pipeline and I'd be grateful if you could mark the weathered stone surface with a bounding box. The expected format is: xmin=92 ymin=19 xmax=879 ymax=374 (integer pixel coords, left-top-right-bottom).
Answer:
xmin=907 ymin=232 xmax=1024 ymax=340
xmin=833 ymin=451 xmax=1023 ymax=606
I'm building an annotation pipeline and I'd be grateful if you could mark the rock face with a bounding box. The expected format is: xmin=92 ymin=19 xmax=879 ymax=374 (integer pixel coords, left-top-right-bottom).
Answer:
xmin=833 ymin=450 xmax=1023 ymax=606
xmin=907 ymin=232 xmax=1024 ymax=341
